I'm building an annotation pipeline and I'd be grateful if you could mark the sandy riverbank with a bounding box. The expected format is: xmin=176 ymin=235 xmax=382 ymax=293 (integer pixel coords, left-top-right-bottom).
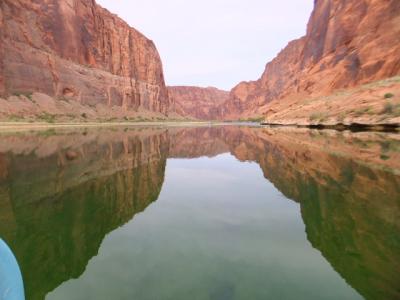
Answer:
xmin=0 ymin=121 xmax=249 ymax=133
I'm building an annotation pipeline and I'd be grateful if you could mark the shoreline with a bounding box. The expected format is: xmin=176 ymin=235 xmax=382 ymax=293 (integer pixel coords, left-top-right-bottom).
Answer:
xmin=261 ymin=122 xmax=400 ymax=132
xmin=0 ymin=121 xmax=253 ymax=132
xmin=1 ymin=120 xmax=399 ymax=133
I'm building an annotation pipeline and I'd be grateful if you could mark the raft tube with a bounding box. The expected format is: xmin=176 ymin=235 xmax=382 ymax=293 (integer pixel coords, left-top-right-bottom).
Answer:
xmin=0 ymin=239 xmax=24 ymax=300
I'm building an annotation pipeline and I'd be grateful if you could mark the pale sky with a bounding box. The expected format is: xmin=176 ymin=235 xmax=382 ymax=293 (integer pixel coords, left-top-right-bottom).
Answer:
xmin=96 ymin=0 xmax=313 ymax=90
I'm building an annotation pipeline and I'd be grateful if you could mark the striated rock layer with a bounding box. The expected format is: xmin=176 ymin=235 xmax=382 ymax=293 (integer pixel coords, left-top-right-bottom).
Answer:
xmin=0 ymin=0 xmax=169 ymax=115
xmin=168 ymin=86 xmax=229 ymax=120
xmin=219 ymin=0 xmax=400 ymax=121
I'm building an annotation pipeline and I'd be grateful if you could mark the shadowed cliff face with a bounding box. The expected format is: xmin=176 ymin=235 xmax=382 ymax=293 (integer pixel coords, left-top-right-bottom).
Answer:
xmin=0 ymin=0 xmax=169 ymax=114
xmin=0 ymin=126 xmax=399 ymax=300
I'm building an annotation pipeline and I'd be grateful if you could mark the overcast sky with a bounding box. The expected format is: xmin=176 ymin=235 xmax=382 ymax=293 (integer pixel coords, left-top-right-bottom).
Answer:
xmin=96 ymin=1 xmax=313 ymax=90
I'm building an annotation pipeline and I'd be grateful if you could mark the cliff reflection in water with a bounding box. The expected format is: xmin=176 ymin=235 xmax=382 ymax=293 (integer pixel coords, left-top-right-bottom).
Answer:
xmin=0 ymin=126 xmax=399 ymax=300
xmin=0 ymin=128 xmax=169 ymax=300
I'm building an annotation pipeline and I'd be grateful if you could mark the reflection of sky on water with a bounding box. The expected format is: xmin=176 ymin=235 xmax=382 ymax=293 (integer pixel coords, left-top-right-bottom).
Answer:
xmin=49 ymin=154 xmax=362 ymax=300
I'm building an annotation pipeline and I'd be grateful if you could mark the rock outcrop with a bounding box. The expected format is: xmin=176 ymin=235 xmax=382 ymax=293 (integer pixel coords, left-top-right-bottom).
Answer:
xmin=168 ymin=86 xmax=229 ymax=120
xmin=219 ymin=0 xmax=400 ymax=121
xmin=0 ymin=0 xmax=170 ymax=116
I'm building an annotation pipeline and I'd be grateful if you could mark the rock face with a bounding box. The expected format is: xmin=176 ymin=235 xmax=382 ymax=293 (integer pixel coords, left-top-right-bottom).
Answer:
xmin=219 ymin=0 xmax=400 ymax=120
xmin=0 ymin=0 xmax=169 ymax=115
xmin=168 ymin=86 xmax=229 ymax=120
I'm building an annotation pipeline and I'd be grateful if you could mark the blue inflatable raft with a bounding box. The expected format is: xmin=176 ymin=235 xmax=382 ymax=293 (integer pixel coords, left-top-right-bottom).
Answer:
xmin=0 ymin=239 xmax=24 ymax=300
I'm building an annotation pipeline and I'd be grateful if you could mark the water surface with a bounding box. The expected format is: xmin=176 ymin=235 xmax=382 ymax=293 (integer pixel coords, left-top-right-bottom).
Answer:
xmin=0 ymin=126 xmax=399 ymax=300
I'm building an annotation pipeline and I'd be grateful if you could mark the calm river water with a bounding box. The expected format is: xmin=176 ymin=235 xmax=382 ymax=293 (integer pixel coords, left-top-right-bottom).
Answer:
xmin=0 ymin=125 xmax=399 ymax=300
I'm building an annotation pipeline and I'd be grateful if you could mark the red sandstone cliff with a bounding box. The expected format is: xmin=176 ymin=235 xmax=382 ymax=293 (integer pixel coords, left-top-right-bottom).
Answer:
xmin=220 ymin=0 xmax=400 ymax=122
xmin=168 ymin=86 xmax=229 ymax=120
xmin=0 ymin=0 xmax=170 ymax=116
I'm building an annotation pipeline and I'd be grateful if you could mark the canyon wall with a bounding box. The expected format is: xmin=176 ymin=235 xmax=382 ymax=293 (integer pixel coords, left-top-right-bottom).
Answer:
xmin=168 ymin=86 xmax=228 ymax=120
xmin=219 ymin=0 xmax=400 ymax=120
xmin=0 ymin=0 xmax=170 ymax=115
